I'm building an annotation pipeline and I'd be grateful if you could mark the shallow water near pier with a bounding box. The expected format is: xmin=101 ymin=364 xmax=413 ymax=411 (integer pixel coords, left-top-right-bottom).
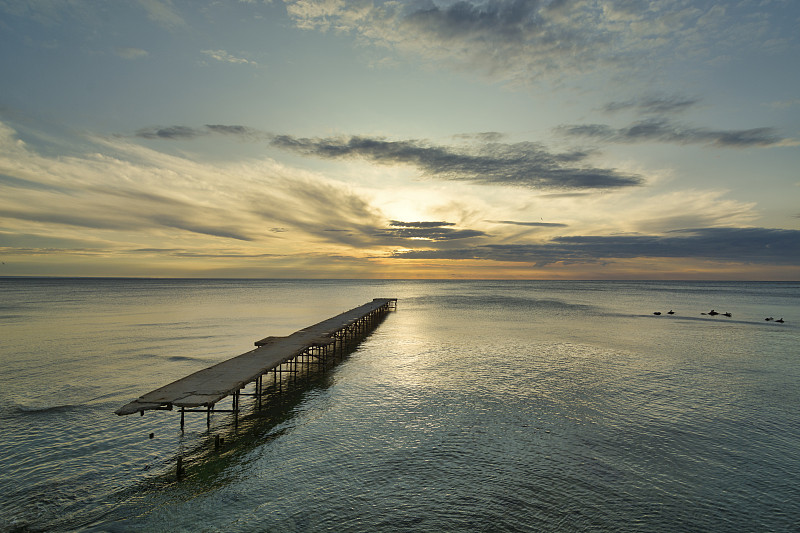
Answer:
xmin=1 ymin=279 xmax=798 ymax=532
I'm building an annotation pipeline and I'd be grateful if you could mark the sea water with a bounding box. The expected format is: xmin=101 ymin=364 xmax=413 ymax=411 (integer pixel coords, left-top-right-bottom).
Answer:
xmin=0 ymin=279 xmax=798 ymax=532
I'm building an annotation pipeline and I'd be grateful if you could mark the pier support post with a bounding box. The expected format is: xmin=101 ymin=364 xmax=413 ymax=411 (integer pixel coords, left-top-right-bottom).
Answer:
xmin=257 ymin=375 xmax=262 ymax=409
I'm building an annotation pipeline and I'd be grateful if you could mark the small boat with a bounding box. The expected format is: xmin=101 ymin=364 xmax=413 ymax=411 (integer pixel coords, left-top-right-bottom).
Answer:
xmin=707 ymin=310 xmax=719 ymax=316
xmin=667 ymin=310 xmax=675 ymax=315
xmin=722 ymin=312 xmax=732 ymax=317
xmin=765 ymin=317 xmax=774 ymax=321
xmin=653 ymin=311 xmax=661 ymax=315
xmin=776 ymin=318 xmax=784 ymax=323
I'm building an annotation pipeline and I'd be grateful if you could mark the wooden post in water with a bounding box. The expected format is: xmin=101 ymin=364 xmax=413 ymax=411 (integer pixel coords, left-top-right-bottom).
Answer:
xmin=257 ymin=375 xmax=262 ymax=409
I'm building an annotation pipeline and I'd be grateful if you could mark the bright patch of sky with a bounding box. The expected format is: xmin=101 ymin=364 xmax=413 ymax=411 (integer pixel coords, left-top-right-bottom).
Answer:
xmin=0 ymin=0 xmax=798 ymax=279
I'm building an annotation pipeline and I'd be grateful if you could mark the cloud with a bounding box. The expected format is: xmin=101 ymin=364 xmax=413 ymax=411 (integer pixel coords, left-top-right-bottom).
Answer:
xmin=376 ymin=220 xmax=487 ymax=242
xmin=392 ymin=227 xmax=800 ymax=266
xmin=134 ymin=124 xmax=266 ymax=140
xmin=452 ymin=132 xmax=506 ymax=142
xmin=270 ymin=135 xmax=644 ymax=190
xmin=138 ymin=0 xmax=186 ymax=29
xmin=0 ymin=230 xmax=107 ymax=250
xmin=389 ymin=220 xmax=454 ymax=228
xmin=767 ymin=99 xmax=800 ymax=109
xmin=127 ymin=248 xmax=282 ymax=259
xmin=244 ymin=168 xmax=387 ymax=249
xmin=282 ymin=0 xmax=793 ymax=87
xmin=284 ymin=0 xmax=610 ymax=84
xmin=487 ymin=219 xmax=568 ymax=228
xmin=115 ymin=47 xmax=148 ymax=59
xmin=0 ymin=173 xmax=69 ymax=193
xmin=0 ymin=120 xmax=383 ymax=252
xmin=603 ymin=95 xmax=701 ymax=115
xmin=556 ymin=118 xmax=787 ymax=147
xmin=204 ymin=124 xmax=264 ymax=138
xmin=201 ymin=49 xmax=258 ymax=66
xmin=0 ymin=1 xmax=101 ymax=27
xmin=135 ymin=125 xmax=202 ymax=140
xmin=0 ymin=194 xmax=255 ymax=242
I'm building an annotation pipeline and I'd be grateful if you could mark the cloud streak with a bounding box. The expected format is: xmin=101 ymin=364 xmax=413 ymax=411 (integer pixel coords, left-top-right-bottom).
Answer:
xmin=115 ymin=47 xmax=148 ymax=59
xmin=392 ymin=227 xmax=800 ymax=266
xmin=133 ymin=125 xmax=645 ymax=190
xmin=0 ymin=121 xmax=383 ymax=253
xmin=603 ymin=95 xmax=701 ymax=115
xmin=270 ymin=135 xmax=644 ymax=190
xmin=134 ymin=124 xmax=266 ymax=140
xmin=376 ymin=220 xmax=487 ymax=242
xmin=201 ymin=49 xmax=258 ymax=66
xmin=488 ymin=219 xmax=568 ymax=228
xmin=556 ymin=119 xmax=787 ymax=148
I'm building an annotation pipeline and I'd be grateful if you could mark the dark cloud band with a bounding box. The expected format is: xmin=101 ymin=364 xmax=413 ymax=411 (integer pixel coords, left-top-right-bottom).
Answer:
xmin=376 ymin=220 xmax=486 ymax=242
xmin=488 ymin=219 xmax=568 ymax=228
xmin=135 ymin=124 xmax=264 ymax=140
xmin=391 ymin=227 xmax=800 ymax=266
xmin=603 ymin=96 xmax=701 ymax=115
xmin=557 ymin=119 xmax=784 ymax=147
xmin=270 ymin=135 xmax=643 ymax=190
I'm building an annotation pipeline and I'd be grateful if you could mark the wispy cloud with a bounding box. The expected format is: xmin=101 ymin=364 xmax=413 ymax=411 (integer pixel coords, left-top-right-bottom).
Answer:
xmin=270 ymin=135 xmax=644 ymax=190
xmin=393 ymin=227 xmax=800 ymax=266
xmin=556 ymin=119 xmax=788 ymax=148
xmin=115 ymin=47 xmax=148 ymax=59
xmin=134 ymin=124 xmax=266 ymax=140
xmin=0 ymin=0 xmax=101 ymax=27
xmin=135 ymin=125 xmax=201 ymax=140
xmin=487 ymin=220 xmax=568 ymax=228
xmin=201 ymin=49 xmax=258 ymax=66
xmin=376 ymin=220 xmax=487 ymax=242
xmin=603 ymin=95 xmax=701 ymax=115
xmin=138 ymin=0 xmax=186 ymax=29
xmin=767 ymin=99 xmax=800 ymax=109
xmin=452 ymin=132 xmax=506 ymax=142
xmin=127 ymin=248 xmax=282 ymax=259
xmin=205 ymin=124 xmax=263 ymax=138
xmin=0 ymin=121 xmax=381 ymax=253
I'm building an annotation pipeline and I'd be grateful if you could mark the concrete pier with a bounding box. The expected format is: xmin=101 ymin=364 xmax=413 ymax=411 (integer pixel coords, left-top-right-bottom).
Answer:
xmin=115 ymin=298 xmax=396 ymax=425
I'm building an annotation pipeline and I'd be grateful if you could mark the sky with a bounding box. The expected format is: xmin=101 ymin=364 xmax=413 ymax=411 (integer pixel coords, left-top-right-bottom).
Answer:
xmin=0 ymin=0 xmax=799 ymax=279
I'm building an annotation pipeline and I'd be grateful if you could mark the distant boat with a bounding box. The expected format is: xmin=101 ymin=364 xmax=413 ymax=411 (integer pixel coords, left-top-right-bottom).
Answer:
xmin=765 ymin=317 xmax=774 ymax=321
xmin=667 ymin=310 xmax=675 ymax=315
xmin=722 ymin=312 xmax=732 ymax=317
xmin=707 ymin=310 xmax=719 ymax=316
xmin=653 ymin=311 xmax=661 ymax=315
xmin=776 ymin=318 xmax=785 ymax=323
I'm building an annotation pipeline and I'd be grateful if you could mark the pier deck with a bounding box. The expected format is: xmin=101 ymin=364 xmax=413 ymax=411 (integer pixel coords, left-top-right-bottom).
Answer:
xmin=115 ymin=298 xmax=396 ymax=418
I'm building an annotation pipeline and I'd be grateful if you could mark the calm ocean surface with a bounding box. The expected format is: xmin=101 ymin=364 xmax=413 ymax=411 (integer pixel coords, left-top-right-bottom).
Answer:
xmin=1 ymin=278 xmax=798 ymax=532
